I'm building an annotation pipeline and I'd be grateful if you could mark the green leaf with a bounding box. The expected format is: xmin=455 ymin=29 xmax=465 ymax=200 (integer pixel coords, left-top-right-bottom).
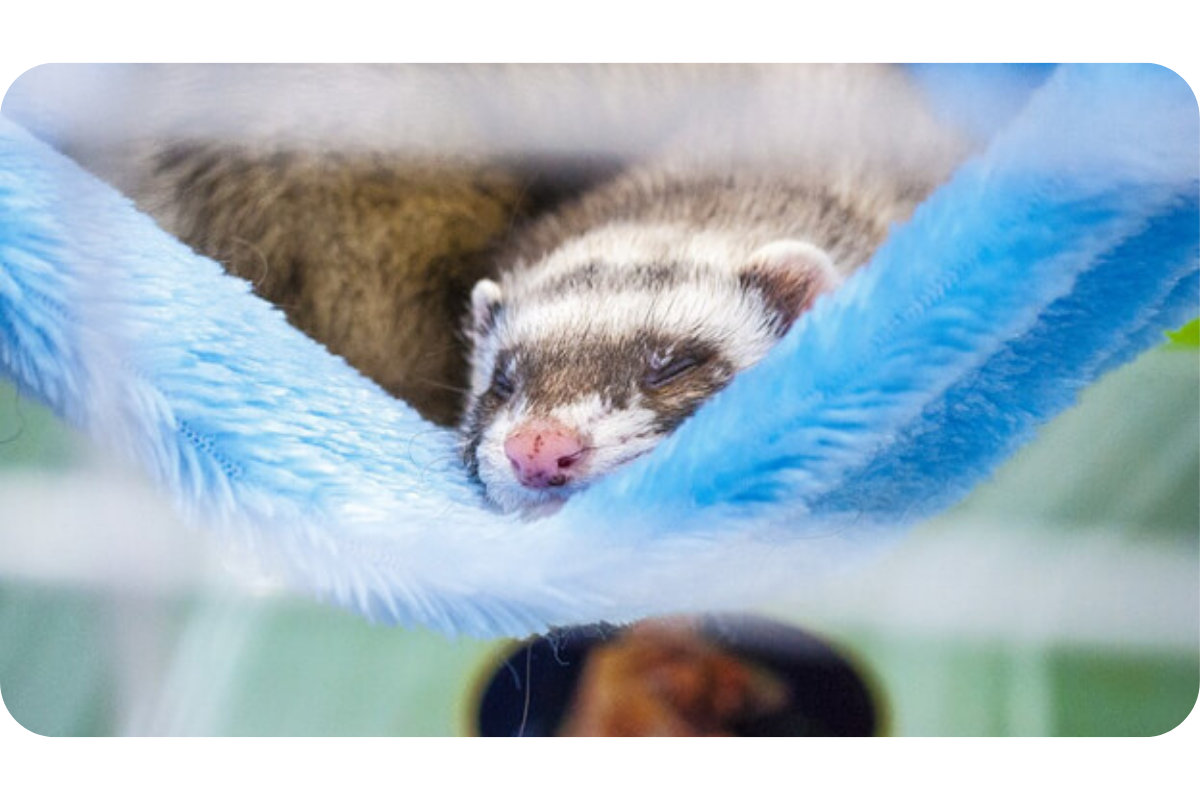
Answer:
xmin=1164 ymin=318 xmax=1200 ymax=350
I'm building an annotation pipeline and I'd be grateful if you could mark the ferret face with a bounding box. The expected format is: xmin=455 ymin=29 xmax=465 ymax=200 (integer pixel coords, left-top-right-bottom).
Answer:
xmin=461 ymin=226 xmax=839 ymax=513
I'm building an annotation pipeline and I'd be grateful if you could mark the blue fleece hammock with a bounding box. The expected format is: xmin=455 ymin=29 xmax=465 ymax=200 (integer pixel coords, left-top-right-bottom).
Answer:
xmin=1 ymin=65 xmax=1196 ymax=637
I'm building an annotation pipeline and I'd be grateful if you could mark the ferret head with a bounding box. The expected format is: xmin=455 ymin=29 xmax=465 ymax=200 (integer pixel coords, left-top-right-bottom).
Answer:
xmin=461 ymin=225 xmax=840 ymax=513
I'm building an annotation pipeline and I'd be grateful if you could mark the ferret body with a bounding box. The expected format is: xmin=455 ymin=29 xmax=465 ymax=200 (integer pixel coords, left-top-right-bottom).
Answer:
xmin=460 ymin=66 xmax=970 ymax=512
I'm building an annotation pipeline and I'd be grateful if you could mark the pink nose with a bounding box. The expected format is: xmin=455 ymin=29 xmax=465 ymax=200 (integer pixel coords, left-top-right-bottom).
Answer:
xmin=504 ymin=421 xmax=586 ymax=489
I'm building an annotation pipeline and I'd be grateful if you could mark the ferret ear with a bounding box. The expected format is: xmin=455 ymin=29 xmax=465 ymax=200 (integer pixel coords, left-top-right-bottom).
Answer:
xmin=470 ymin=279 xmax=503 ymax=337
xmin=738 ymin=240 xmax=841 ymax=333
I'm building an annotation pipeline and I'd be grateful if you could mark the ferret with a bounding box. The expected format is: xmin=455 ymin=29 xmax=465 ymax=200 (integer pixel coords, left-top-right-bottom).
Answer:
xmin=460 ymin=65 xmax=970 ymax=513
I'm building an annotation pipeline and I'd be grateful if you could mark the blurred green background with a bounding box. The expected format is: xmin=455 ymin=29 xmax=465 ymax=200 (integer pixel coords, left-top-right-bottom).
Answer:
xmin=1 ymin=340 xmax=1196 ymax=736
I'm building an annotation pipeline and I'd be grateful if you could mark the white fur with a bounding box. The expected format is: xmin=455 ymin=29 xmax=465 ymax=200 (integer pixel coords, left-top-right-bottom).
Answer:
xmin=475 ymin=392 xmax=665 ymax=513
xmin=494 ymin=224 xmax=788 ymax=368
xmin=470 ymin=278 xmax=503 ymax=332
xmin=748 ymin=240 xmax=839 ymax=288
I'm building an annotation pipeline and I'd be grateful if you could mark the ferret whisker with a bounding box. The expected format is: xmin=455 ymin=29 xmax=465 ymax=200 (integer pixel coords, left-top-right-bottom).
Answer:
xmin=414 ymin=342 xmax=469 ymax=361
xmin=409 ymin=376 xmax=471 ymax=395
xmin=229 ymin=235 xmax=273 ymax=288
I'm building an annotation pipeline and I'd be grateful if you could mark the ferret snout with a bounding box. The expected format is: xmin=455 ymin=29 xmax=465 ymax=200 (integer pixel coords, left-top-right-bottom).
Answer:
xmin=504 ymin=420 xmax=588 ymax=489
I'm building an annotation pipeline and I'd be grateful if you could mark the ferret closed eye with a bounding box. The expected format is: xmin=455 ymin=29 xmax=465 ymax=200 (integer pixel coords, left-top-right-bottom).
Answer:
xmin=644 ymin=351 xmax=704 ymax=389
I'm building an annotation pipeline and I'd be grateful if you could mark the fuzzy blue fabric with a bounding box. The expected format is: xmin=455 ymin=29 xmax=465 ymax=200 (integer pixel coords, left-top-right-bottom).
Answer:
xmin=1 ymin=64 xmax=1196 ymax=637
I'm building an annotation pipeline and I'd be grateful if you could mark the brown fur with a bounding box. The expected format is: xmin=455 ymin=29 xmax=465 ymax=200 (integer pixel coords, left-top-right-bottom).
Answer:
xmin=135 ymin=144 xmax=558 ymax=426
